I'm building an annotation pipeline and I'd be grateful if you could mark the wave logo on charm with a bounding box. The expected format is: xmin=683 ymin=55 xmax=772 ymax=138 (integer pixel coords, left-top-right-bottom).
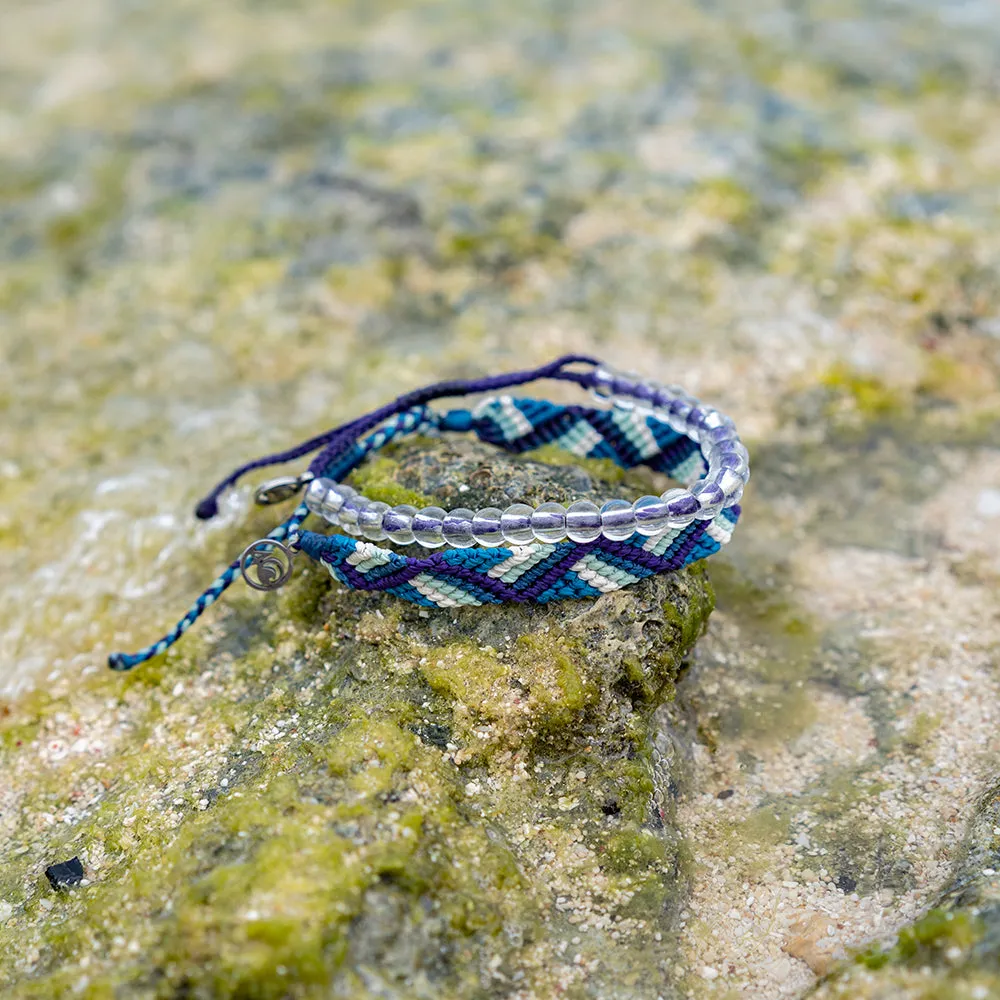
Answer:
xmin=240 ymin=539 xmax=295 ymax=591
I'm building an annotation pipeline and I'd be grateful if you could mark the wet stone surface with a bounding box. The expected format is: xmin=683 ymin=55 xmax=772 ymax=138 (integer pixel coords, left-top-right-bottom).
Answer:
xmin=3 ymin=0 xmax=1000 ymax=997
xmin=0 ymin=443 xmax=715 ymax=998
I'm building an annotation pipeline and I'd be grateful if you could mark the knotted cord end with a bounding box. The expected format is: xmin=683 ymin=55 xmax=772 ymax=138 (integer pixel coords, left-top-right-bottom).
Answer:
xmin=108 ymin=651 xmax=143 ymax=671
xmin=195 ymin=497 xmax=220 ymax=520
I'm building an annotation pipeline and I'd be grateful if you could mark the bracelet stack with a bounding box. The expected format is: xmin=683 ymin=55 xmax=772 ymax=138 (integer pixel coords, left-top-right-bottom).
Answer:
xmin=108 ymin=355 xmax=748 ymax=671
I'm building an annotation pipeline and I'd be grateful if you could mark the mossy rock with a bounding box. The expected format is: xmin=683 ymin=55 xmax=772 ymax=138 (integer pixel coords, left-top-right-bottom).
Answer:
xmin=0 ymin=440 xmax=714 ymax=999
xmin=808 ymin=780 xmax=1000 ymax=999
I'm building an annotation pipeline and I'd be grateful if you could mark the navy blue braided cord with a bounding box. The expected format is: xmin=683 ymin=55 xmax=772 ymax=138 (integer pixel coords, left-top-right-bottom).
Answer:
xmin=193 ymin=355 xmax=599 ymax=520
xmin=108 ymin=359 xmax=741 ymax=670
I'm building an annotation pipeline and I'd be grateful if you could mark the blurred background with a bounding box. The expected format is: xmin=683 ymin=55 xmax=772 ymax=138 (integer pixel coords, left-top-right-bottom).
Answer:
xmin=3 ymin=5 xmax=1000 ymax=995
xmin=3 ymin=0 xmax=1000 ymax=696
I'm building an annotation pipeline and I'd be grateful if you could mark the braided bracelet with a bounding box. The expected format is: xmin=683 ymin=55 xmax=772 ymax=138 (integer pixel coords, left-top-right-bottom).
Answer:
xmin=108 ymin=355 xmax=749 ymax=671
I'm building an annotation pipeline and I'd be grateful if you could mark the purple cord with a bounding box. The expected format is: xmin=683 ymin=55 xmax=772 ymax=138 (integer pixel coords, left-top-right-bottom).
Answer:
xmin=194 ymin=354 xmax=600 ymax=520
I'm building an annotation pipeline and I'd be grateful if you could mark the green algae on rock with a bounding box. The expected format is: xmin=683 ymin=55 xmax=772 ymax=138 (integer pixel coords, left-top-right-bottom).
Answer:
xmin=0 ymin=441 xmax=714 ymax=999
xmin=808 ymin=782 xmax=1000 ymax=999
xmin=5 ymin=0 xmax=1000 ymax=997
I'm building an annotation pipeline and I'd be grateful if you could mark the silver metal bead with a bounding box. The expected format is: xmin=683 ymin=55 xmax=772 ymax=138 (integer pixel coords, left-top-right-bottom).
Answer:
xmin=256 ymin=471 xmax=314 ymax=507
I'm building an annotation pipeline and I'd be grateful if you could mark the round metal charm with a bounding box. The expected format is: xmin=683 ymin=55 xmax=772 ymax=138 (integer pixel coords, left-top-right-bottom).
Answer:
xmin=240 ymin=539 xmax=295 ymax=591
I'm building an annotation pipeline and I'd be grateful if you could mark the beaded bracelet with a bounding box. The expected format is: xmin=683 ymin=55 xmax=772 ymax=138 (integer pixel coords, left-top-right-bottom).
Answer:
xmin=108 ymin=355 xmax=748 ymax=670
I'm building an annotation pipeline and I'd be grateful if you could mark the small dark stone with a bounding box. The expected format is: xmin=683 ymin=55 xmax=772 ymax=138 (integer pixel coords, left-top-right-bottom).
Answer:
xmin=836 ymin=873 xmax=857 ymax=893
xmin=716 ymin=789 xmax=735 ymax=800
xmin=410 ymin=723 xmax=451 ymax=750
xmin=45 ymin=857 xmax=84 ymax=891
xmin=601 ymin=799 xmax=621 ymax=816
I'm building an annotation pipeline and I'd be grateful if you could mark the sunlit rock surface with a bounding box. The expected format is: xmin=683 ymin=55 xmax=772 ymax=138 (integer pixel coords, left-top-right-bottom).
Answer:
xmin=3 ymin=1 xmax=1000 ymax=997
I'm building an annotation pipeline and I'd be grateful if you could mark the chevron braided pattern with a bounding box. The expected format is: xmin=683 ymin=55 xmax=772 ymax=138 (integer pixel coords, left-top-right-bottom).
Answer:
xmin=298 ymin=505 xmax=739 ymax=608
xmin=465 ymin=397 xmax=707 ymax=484
xmin=292 ymin=396 xmax=738 ymax=610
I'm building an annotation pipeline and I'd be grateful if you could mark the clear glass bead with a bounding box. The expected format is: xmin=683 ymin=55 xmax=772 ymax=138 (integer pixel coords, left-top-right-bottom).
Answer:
xmin=715 ymin=438 xmax=750 ymax=464
xmin=565 ymin=500 xmax=602 ymax=543
xmin=699 ymin=409 xmax=733 ymax=432
xmin=384 ymin=504 xmax=418 ymax=545
xmin=666 ymin=394 xmax=697 ymax=436
xmin=633 ymin=495 xmax=671 ymax=536
xmin=712 ymin=449 xmax=750 ymax=482
xmin=661 ymin=487 xmax=698 ymax=528
xmin=359 ymin=500 xmax=390 ymax=540
xmin=472 ymin=507 xmax=504 ymax=547
xmin=690 ymin=479 xmax=726 ymax=520
xmin=442 ymin=507 xmax=476 ymax=548
xmin=304 ymin=477 xmax=333 ymax=515
xmin=321 ymin=483 xmax=356 ymax=523
xmin=412 ymin=506 xmax=447 ymax=548
xmin=684 ymin=407 xmax=708 ymax=443
xmin=711 ymin=467 xmax=745 ymax=504
xmin=501 ymin=503 xmax=535 ymax=544
xmin=600 ymin=499 xmax=637 ymax=540
xmin=702 ymin=424 xmax=740 ymax=454
xmin=531 ymin=502 xmax=567 ymax=543
xmin=691 ymin=407 xmax=727 ymax=442
xmin=338 ymin=494 xmax=368 ymax=535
